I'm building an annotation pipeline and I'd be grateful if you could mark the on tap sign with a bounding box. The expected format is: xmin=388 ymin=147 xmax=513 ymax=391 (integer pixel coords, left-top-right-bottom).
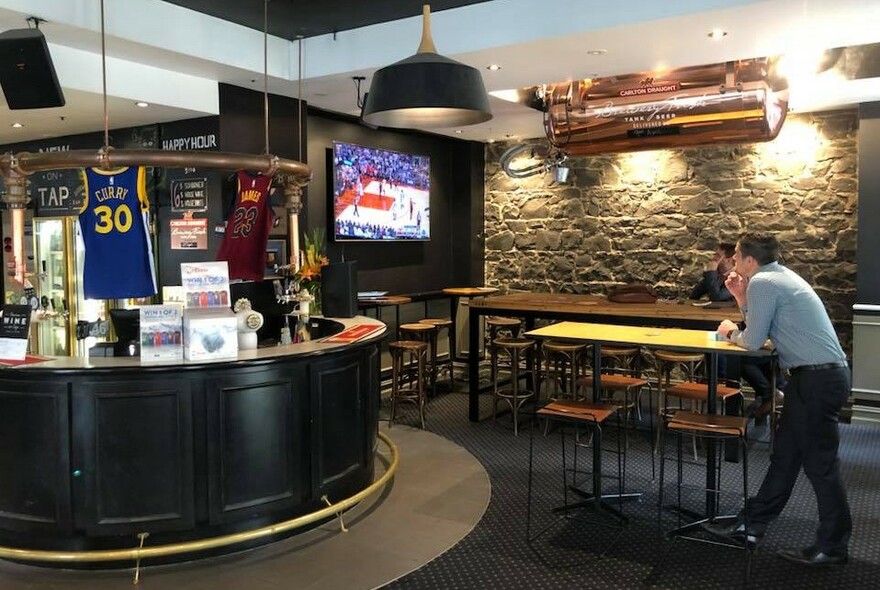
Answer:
xmin=33 ymin=169 xmax=84 ymax=216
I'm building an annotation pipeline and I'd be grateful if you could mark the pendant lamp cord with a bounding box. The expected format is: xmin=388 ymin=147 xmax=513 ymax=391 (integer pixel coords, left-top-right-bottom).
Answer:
xmin=263 ymin=0 xmax=270 ymax=155
xmin=100 ymin=0 xmax=109 ymax=149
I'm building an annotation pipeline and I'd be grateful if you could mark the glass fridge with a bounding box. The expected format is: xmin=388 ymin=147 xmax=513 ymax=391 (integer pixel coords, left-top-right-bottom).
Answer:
xmin=32 ymin=217 xmax=111 ymax=357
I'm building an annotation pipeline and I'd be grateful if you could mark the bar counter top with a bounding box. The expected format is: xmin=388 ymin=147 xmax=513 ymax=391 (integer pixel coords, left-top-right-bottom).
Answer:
xmin=5 ymin=315 xmax=385 ymax=372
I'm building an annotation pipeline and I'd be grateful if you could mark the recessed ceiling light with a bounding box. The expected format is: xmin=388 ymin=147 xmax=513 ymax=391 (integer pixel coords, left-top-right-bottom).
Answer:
xmin=487 ymin=64 xmax=502 ymax=71
xmin=586 ymin=49 xmax=607 ymax=56
xmin=487 ymin=139 xmax=495 ymax=144
xmin=135 ymin=101 xmax=149 ymax=108
xmin=11 ymin=122 xmax=22 ymax=128
xmin=708 ymin=29 xmax=728 ymax=40
xmin=454 ymin=129 xmax=463 ymax=134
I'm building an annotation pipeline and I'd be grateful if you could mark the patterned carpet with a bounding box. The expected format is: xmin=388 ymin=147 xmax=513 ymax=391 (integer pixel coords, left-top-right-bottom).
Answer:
xmin=383 ymin=389 xmax=880 ymax=590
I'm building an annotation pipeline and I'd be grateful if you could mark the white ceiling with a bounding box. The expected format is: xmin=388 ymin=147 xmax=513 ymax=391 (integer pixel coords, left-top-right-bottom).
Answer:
xmin=1 ymin=0 xmax=880 ymax=147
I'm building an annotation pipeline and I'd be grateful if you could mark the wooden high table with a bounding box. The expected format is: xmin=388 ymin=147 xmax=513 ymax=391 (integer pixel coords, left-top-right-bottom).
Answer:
xmin=358 ymin=295 xmax=412 ymax=330
xmin=467 ymin=292 xmax=737 ymax=422
xmin=524 ymin=321 xmax=775 ymax=520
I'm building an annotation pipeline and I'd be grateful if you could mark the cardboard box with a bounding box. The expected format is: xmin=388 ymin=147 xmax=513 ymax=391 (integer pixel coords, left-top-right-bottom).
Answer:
xmin=184 ymin=308 xmax=238 ymax=361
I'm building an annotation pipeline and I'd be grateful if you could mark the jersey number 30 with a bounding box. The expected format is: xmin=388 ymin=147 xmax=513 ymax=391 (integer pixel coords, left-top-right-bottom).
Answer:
xmin=94 ymin=204 xmax=133 ymax=234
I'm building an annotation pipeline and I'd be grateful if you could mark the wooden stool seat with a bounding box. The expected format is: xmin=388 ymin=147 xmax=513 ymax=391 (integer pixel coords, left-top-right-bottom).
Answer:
xmin=543 ymin=340 xmax=585 ymax=353
xmin=578 ymin=373 xmax=649 ymax=391
xmin=536 ymin=399 xmax=619 ymax=424
xmin=389 ymin=340 xmax=428 ymax=352
xmin=601 ymin=345 xmax=640 ymax=357
xmin=667 ymin=410 xmax=749 ymax=437
xmin=399 ymin=322 xmax=435 ymax=335
xmin=487 ymin=316 xmax=522 ymax=329
xmin=655 ymin=350 xmax=704 ymax=363
xmin=663 ymin=381 xmax=741 ymax=402
xmin=419 ymin=318 xmax=453 ymax=328
xmin=493 ymin=336 xmax=534 ymax=350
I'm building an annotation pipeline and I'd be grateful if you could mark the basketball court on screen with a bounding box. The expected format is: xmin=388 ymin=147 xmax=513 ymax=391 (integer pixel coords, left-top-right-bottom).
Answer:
xmin=335 ymin=178 xmax=429 ymax=232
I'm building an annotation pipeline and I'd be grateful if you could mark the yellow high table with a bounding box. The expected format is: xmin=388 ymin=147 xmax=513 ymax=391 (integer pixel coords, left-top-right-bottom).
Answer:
xmin=524 ymin=321 xmax=775 ymax=520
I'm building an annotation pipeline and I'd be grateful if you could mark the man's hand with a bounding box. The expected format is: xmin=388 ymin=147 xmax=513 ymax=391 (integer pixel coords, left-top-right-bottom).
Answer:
xmin=725 ymin=271 xmax=748 ymax=303
xmin=717 ymin=319 xmax=739 ymax=339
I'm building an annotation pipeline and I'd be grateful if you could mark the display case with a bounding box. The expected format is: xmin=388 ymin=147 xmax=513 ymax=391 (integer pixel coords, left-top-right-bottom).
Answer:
xmin=32 ymin=217 xmax=112 ymax=357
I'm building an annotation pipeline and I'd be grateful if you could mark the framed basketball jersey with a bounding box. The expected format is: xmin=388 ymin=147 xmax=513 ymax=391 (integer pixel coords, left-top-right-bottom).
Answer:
xmin=78 ymin=166 xmax=157 ymax=299
xmin=216 ymin=170 xmax=273 ymax=281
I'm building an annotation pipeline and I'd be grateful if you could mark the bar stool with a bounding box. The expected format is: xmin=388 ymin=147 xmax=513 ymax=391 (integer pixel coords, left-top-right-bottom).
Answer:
xmin=387 ymin=340 xmax=429 ymax=429
xmin=419 ymin=318 xmax=454 ymax=388
xmin=527 ymin=399 xmax=627 ymax=553
xmin=486 ymin=316 xmax=523 ymax=384
xmin=399 ymin=322 xmax=439 ymax=396
xmin=654 ymin=350 xmax=706 ymax=456
xmin=491 ymin=337 xmax=536 ymax=436
xmin=539 ymin=339 xmax=588 ymax=402
xmin=576 ymin=347 xmax=649 ymax=475
xmin=651 ymin=410 xmax=753 ymax=586
xmin=601 ymin=345 xmax=649 ymax=419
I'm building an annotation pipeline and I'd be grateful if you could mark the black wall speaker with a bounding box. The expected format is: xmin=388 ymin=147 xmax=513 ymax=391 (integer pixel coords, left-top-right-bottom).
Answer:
xmin=0 ymin=28 xmax=65 ymax=110
xmin=322 ymin=261 xmax=358 ymax=318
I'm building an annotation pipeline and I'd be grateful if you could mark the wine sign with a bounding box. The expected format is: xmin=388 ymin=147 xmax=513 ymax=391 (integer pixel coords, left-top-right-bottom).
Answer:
xmin=0 ymin=304 xmax=31 ymax=360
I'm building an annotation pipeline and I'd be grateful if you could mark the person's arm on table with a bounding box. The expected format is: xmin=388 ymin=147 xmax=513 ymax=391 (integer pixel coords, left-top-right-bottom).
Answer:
xmin=717 ymin=273 xmax=777 ymax=350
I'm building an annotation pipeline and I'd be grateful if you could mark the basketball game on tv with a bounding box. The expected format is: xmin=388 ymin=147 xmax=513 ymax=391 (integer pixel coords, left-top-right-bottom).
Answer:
xmin=332 ymin=141 xmax=430 ymax=241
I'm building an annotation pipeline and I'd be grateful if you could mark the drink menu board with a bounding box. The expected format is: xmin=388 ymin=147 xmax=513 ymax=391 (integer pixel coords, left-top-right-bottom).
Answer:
xmin=180 ymin=261 xmax=231 ymax=309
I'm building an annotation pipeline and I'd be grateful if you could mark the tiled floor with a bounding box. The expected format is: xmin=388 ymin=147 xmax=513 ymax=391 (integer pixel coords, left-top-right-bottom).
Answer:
xmin=0 ymin=424 xmax=490 ymax=590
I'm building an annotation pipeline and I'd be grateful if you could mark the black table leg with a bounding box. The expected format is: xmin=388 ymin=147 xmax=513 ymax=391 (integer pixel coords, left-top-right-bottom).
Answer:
xmin=469 ymin=308 xmax=480 ymax=422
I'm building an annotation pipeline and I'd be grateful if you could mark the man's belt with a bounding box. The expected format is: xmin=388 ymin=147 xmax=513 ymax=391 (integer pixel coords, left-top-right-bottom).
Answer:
xmin=787 ymin=361 xmax=848 ymax=375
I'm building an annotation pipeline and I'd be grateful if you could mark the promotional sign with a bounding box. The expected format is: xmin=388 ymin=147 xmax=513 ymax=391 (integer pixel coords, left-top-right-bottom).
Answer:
xmin=180 ymin=261 xmax=230 ymax=309
xmin=140 ymin=304 xmax=183 ymax=362
xmin=0 ymin=305 xmax=32 ymax=360
xmin=170 ymin=217 xmax=208 ymax=250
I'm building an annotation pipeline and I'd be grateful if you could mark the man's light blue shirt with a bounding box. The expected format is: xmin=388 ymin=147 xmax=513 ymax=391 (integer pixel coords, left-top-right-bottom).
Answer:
xmin=729 ymin=261 xmax=846 ymax=369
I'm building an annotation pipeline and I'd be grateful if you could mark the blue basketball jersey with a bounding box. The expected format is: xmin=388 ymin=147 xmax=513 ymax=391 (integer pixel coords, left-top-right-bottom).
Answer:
xmin=79 ymin=166 xmax=157 ymax=299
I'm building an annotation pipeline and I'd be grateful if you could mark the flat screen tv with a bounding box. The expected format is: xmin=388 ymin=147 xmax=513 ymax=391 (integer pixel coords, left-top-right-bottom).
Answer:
xmin=331 ymin=141 xmax=430 ymax=241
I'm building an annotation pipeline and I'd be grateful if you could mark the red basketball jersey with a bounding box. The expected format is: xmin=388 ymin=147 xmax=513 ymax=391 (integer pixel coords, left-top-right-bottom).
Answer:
xmin=216 ymin=171 xmax=273 ymax=281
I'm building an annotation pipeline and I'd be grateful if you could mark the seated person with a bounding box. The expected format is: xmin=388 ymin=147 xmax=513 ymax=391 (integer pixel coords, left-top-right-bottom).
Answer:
xmin=690 ymin=242 xmax=735 ymax=301
xmin=690 ymin=242 xmax=784 ymax=419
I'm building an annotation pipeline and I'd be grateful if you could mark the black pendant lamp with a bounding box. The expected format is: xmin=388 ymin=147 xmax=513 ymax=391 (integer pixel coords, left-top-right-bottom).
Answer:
xmin=361 ymin=4 xmax=492 ymax=129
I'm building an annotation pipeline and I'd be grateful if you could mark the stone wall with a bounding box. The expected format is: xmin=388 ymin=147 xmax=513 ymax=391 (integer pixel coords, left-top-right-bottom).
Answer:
xmin=484 ymin=111 xmax=858 ymax=353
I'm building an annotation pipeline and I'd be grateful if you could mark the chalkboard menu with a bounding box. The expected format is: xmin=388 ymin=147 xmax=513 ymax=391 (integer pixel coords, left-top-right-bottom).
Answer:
xmin=170 ymin=177 xmax=208 ymax=212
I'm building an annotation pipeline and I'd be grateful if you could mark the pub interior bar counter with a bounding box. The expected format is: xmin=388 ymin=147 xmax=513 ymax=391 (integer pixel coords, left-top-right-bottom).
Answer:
xmin=0 ymin=316 xmax=385 ymax=564
xmin=467 ymin=292 xmax=737 ymax=422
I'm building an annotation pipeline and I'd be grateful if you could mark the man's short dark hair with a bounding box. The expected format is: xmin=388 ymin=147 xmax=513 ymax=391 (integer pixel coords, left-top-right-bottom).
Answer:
xmin=738 ymin=234 xmax=780 ymax=265
xmin=717 ymin=242 xmax=736 ymax=258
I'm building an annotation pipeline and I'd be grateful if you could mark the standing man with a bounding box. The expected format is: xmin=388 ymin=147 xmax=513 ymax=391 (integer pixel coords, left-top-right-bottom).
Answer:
xmin=709 ymin=233 xmax=851 ymax=566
